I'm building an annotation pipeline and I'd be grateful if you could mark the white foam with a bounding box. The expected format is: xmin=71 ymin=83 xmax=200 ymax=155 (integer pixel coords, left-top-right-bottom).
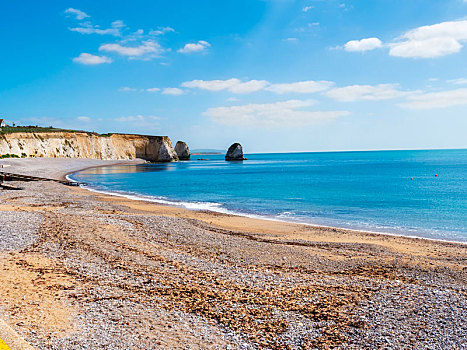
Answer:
xmin=72 ymin=179 xmax=467 ymax=245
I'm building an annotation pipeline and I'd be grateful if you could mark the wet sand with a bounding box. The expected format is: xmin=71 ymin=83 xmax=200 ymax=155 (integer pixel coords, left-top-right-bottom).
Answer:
xmin=0 ymin=158 xmax=145 ymax=181
xmin=0 ymin=158 xmax=466 ymax=349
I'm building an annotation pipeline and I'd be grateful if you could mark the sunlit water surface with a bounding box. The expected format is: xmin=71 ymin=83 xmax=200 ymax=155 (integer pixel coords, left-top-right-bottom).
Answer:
xmin=72 ymin=149 xmax=467 ymax=242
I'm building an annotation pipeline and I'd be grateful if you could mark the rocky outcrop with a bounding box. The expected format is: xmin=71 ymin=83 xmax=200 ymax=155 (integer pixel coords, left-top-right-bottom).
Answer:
xmin=0 ymin=132 xmax=179 ymax=162
xmin=225 ymin=143 xmax=246 ymax=161
xmin=174 ymin=141 xmax=190 ymax=160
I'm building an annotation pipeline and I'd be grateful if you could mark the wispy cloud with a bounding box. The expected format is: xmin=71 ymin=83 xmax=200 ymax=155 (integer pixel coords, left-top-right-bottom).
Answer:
xmin=73 ymin=53 xmax=113 ymax=65
xmin=149 ymin=27 xmax=175 ymax=36
xmin=229 ymin=80 xmax=269 ymax=93
xmin=182 ymin=79 xmax=333 ymax=94
xmin=182 ymin=79 xmax=240 ymax=91
xmin=99 ymin=40 xmax=162 ymax=59
xmin=400 ymin=88 xmax=467 ymax=109
xmin=162 ymin=87 xmax=184 ymax=95
xmin=326 ymin=84 xmax=407 ymax=102
xmin=77 ymin=116 xmax=91 ymax=122
xmin=146 ymin=87 xmax=161 ymax=92
xmin=118 ymin=87 xmax=137 ymax=92
xmin=178 ymin=40 xmax=211 ymax=54
xmin=302 ymin=6 xmax=314 ymax=12
xmin=204 ymin=100 xmax=349 ymax=127
xmin=266 ymin=81 xmax=334 ymax=94
xmin=69 ymin=20 xmax=125 ymax=36
xmin=65 ymin=8 xmax=89 ymax=20
xmin=181 ymin=79 xmax=267 ymax=93
xmin=447 ymin=78 xmax=467 ymax=85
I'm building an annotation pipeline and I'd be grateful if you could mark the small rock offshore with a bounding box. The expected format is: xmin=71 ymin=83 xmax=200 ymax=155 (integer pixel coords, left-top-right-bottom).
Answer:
xmin=174 ymin=141 xmax=191 ymax=160
xmin=225 ymin=143 xmax=247 ymax=161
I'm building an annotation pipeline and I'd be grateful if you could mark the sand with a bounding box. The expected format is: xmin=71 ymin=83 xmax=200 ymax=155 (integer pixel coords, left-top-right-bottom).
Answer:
xmin=0 ymin=158 xmax=465 ymax=349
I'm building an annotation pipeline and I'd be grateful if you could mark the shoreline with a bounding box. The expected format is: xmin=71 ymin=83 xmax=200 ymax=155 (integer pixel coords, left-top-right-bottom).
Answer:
xmin=77 ymin=181 xmax=467 ymax=246
xmin=62 ymin=159 xmax=147 ymax=181
xmin=0 ymin=157 xmax=146 ymax=181
xmin=0 ymin=158 xmax=466 ymax=349
xmin=3 ymin=156 xmax=466 ymax=246
xmin=68 ymin=163 xmax=467 ymax=246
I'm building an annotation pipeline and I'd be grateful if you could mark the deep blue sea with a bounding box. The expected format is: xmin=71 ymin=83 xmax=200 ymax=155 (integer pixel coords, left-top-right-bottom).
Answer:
xmin=71 ymin=149 xmax=467 ymax=243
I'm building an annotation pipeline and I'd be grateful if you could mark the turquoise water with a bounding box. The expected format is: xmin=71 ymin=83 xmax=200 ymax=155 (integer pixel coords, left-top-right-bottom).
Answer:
xmin=72 ymin=149 xmax=467 ymax=242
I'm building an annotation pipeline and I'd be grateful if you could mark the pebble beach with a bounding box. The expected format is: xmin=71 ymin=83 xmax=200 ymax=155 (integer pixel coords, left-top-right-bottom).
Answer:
xmin=0 ymin=159 xmax=466 ymax=349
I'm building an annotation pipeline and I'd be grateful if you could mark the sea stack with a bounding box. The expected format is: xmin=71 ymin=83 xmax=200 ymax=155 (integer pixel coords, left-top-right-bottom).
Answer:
xmin=175 ymin=141 xmax=190 ymax=160
xmin=225 ymin=143 xmax=246 ymax=161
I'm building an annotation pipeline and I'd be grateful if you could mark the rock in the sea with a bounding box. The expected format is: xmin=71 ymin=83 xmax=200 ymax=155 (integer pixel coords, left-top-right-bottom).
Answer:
xmin=175 ymin=141 xmax=190 ymax=160
xmin=225 ymin=143 xmax=246 ymax=161
xmin=156 ymin=138 xmax=179 ymax=162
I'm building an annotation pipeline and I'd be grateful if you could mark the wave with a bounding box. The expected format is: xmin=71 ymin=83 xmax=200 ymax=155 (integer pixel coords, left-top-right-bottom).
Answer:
xmin=70 ymin=177 xmax=467 ymax=245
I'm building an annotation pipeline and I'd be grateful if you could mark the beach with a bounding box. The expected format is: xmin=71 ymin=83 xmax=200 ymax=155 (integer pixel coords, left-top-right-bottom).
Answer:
xmin=0 ymin=159 xmax=466 ymax=349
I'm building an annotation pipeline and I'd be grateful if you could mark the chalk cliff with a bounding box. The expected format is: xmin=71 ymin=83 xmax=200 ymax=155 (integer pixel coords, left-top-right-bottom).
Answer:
xmin=0 ymin=132 xmax=179 ymax=162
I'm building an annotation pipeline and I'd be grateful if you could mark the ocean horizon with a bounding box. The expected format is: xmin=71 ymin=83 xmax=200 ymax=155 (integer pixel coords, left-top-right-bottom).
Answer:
xmin=71 ymin=148 xmax=467 ymax=243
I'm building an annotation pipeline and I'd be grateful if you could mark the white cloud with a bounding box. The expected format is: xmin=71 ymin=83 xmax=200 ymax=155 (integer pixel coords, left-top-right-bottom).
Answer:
xmin=65 ymin=8 xmax=89 ymax=20
xmin=181 ymin=79 xmax=267 ymax=94
xmin=182 ymin=79 xmax=334 ymax=95
xmin=73 ymin=53 xmax=113 ymax=65
xmin=389 ymin=20 xmax=467 ymax=58
xmin=162 ymin=88 xmax=184 ymax=95
xmin=229 ymin=80 xmax=269 ymax=93
xmin=69 ymin=20 xmax=124 ymax=36
xmin=149 ymin=27 xmax=175 ymax=36
xmin=204 ymin=100 xmax=349 ymax=127
xmin=182 ymin=79 xmax=240 ymax=91
xmin=146 ymin=88 xmax=161 ymax=92
xmin=178 ymin=40 xmax=211 ymax=53
xmin=326 ymin=84 xmax=406 ymax=102
xmin=447 ymin=78 xmax=467 ymax=85
xmin=344 ymin=37 xmax=383 ymax=52
xmin=266 ymin=81 xmax=334 ymax=94
xmin=344 ymin=20 xmax=467 ymax=58
xmin=111 ymin=20 xmax=125 ymax=29
xmin=119 ymin=87 xmax=137 ymax=92
xmin=303 ymin=6 xmax=313 ymax=12
xmin=77 ymin=116 xmax=91 ymax=122
xmin=99 ymin=40 xmax=161 ymax=58
xmin=400 ymin=88 xmax=467 ymax=109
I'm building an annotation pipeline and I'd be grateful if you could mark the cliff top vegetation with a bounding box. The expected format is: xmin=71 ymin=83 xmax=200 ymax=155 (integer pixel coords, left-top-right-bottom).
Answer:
xmin=0 ymin=125 xmax=113 ymax=136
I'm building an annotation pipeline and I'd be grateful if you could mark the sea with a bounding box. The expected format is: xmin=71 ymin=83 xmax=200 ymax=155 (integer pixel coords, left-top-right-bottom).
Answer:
xmin=70 ymin=149 xmax=467 ymax=243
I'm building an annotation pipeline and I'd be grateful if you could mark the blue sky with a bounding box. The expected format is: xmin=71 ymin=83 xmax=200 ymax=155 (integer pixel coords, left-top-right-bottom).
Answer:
xmin=1 ymin=0 xmax=467 ymax=152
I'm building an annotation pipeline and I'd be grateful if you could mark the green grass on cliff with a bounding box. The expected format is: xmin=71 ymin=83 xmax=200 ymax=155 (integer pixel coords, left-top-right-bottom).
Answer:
xmin=0 ymin=126 xmax=112 ymax=136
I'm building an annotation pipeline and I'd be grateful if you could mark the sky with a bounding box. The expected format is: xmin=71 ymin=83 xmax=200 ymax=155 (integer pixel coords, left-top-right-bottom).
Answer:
xmin=1 ymin=0 xmax=467 ymax=153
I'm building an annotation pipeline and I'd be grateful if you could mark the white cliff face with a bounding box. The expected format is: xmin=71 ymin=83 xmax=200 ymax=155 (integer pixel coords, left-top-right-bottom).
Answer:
xmin=174 ymin=141 xmax=190 ymax=160
xmin=157 ymin=139 xmax=179 ymax=162
xmin=0 ymin=132 xmax=179 ymax=162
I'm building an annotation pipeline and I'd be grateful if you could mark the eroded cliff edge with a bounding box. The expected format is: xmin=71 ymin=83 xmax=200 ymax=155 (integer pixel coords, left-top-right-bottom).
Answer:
xmin=0 ymin=132 xmax=179 ymax=162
